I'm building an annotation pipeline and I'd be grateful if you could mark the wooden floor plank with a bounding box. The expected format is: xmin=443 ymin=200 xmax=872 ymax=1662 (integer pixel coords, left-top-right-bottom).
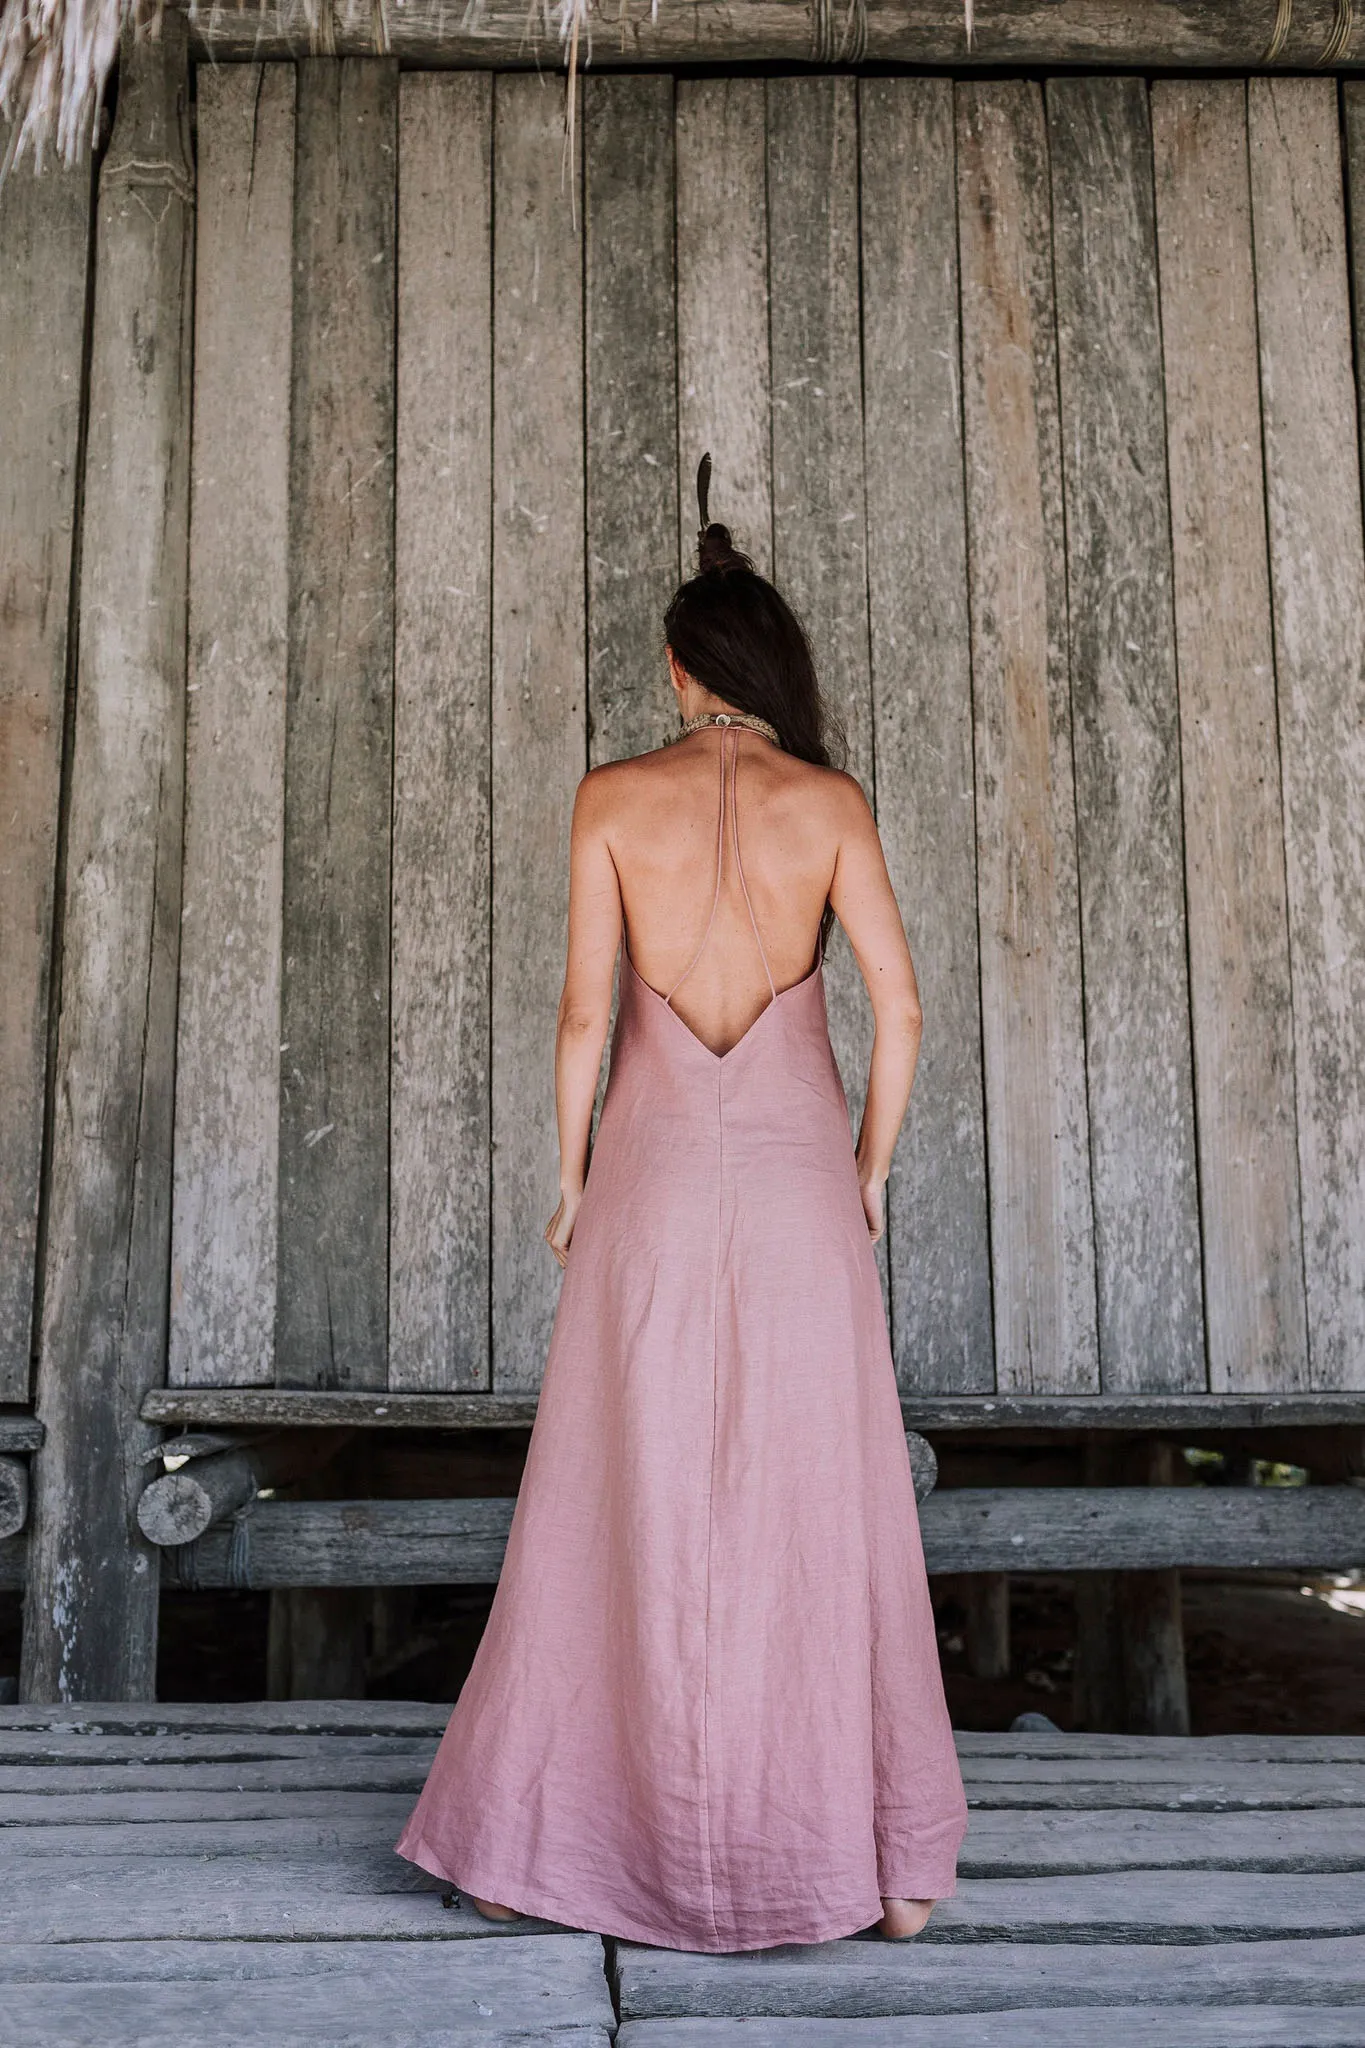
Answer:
xmin=614 ymin=1933 xmax=1365 ymax=2020
xmin=0 ymin=1851 xmax=575 ymax=1941
xmin=6 ymin=1804 xmax=1359 ymax=1876
xmin=0 ymin=1700 xmax=452 ymax=1735
xmin=616 ymin=2015 xmax=1365 ymax=2046
xmin=0 ymin=1934 xmax=614 ymax=2045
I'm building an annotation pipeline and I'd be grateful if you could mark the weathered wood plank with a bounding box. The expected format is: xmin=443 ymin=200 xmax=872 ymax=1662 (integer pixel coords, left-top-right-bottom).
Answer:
xmin=277 ymin=58 xmax=396 ymax=1390
xmin=675 ymin=79 xmax=771 ymax=576
xmin=119 ymin=1484 xmax=1365 ymax=1588
xmin=0 ymin=1848 xmax=569 ymax=1941
xmin=0 ymin=1418 xmax=42 ymax=1452
xmin=767 ymin=75 xmax=877 ymax=1176
xmin=6 ymin=1804 xmax=1359 ymax=1876
xmin=184 ymin=0 xmax=1355 ymax=69
xmin=0 ymin=1791 xmax=424 ymax=1824
xmin=137 ymin=1385 xmax=1365 ymax=1431
xmin=615 ymin=2014 xmax=1365 ymax=2046
xmin=585 ymin=73 xmax=678 ymax=768
xmin=390 ymin=72 xmax=493 ymax=1392
xmin=0 ymin=1454 xmax=28 ymax=1537
xmin=0 ymin=132 xmax=91 ymax=1403
xmin=21 ymin=20 xmax=194 ymax=1702
xmin=956 ymin=81 xmax=1098 ymax=1394
xmin=0 ymin=1759 xmax=436 ymax=1795
xmin=170 ymin=66 xmax=293 ymax=1390
xmin=1151 ymin=81 xmax=1308 ymax=1393
xmin=1249 ymin=78 xmax=1365 ymax=1394
xmin=490 ymin=75 xmax=586 ymax=1392
xmin=0 ymin=1698 xmax=450 ymax=1735
xmin=0 ymin=1935 xmax=615 ymax=2047
xmin=1047 ymin=76 xmax=1204 ymax=1394
xmin=616 ymin=1932 xmax=1365 ymax=2022
xmin=0 ymin=1731 xmax=437 ymax=1762
xmin=859 ymin=78 xmax=992 ymax=1394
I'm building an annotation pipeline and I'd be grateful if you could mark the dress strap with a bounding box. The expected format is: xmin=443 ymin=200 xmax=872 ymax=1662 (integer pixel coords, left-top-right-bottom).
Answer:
xmin=663 ymin=725 xmax=777 ymax=1007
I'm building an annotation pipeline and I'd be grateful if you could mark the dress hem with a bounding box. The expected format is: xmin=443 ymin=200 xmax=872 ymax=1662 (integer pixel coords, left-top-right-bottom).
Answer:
xmin=394 ymin=1827 xmax=954 ymax=1955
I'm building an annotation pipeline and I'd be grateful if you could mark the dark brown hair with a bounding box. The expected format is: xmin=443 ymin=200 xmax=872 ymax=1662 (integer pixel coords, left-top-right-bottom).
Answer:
xmin=662 ymin=514 xmax=847 ymax=774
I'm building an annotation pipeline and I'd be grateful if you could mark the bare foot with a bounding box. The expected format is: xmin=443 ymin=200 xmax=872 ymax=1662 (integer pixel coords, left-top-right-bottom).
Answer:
xmin=878 ymin=1896 xmax=935 ymax=1939
xmin=468 ymin=1893 xmax=521 ymax=1921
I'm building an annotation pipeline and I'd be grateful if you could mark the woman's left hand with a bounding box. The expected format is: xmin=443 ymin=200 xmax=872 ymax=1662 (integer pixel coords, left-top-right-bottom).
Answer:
xmin=545 ymin=1188 xmax=582 ymax=1269
xmin=859 ymin=1174 xmax=886 ymax=1244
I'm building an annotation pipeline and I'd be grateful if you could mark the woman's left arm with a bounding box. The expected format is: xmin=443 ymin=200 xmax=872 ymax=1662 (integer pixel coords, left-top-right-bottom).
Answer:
xmin=545 ymin=769 xmax=622 ymax=1268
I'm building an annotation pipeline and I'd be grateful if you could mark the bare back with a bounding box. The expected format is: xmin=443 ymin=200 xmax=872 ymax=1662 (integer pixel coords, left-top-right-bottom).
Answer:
xmin=565 ymin=724 xmax=917 ymax=1061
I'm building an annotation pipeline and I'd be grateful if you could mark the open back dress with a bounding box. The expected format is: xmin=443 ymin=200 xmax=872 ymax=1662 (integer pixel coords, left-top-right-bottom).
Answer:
xmin=394 ymin=723 xmax=968 ymax=1952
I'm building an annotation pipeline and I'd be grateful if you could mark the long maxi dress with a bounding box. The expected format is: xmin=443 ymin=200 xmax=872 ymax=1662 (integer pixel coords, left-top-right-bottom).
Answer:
xmin=395 ymin=723 xmax=968 ymax=1953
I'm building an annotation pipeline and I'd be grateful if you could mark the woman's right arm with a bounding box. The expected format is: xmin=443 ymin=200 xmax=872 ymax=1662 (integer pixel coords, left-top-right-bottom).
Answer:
xmin=826 ymin=777 xmax=924 ymax=1242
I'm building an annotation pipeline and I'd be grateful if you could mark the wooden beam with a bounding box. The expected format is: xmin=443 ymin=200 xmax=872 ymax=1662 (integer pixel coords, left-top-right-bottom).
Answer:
xmin=0 ymin=127 xmax=92 ymax=1403
xmin=24 ymin=1482 xmax=1344 ymax=1591
xmin=389 ymin=73 xmax=493 ymax=1392
xmin=1047 ymin=75 xmax=1204 ymax=1395
xmin=277 ymin=60 xmax=397 ymax=1392
xmin=0 ymin=1417 xmax=43 ymax=1453
xmin=859 ymin=77 xmax=992 ymax=1396
xmin=171 ymin=64 xmax=293 ymax=1389
xmin=957 ymin=81 xmax=1098 ymax=1394
xmin=0 ymin=1457 xmax=30 ymax=1540
xmin=489 ymin=75 xmax=586 ymax=1392
xmin=21 ymin=19 xmax=194 ymax=1702
xmin=179 ymin=0 xmax=1358 ymax=70
xmin=1152 ymin=80 xmax=1308 ymax=1393
xmin=138 ymin=1386 xmax=1365 ymax=1431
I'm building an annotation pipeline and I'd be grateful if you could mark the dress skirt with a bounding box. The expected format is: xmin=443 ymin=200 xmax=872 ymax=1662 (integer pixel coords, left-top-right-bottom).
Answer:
xmin=394 ymin=940 xmax=968 ymax=1953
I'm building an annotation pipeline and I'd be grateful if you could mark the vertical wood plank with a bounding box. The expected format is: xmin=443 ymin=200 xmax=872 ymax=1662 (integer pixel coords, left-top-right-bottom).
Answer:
xmin=585 ymin=74 xmax=678 ymax=768
xmin=0 ymin=139 xmax=92 ymax=1401
xmin=1151 ymin=81 xmax=1308 ymax=1391
xmin=389 ymin=74 xmax=493 ymax=1393
xmin=1047 ymin=76 xmax=1205 ymax=1393
xmin=490 ymin=76 xmax=586 ymax=1392
xmin=956 ymin=81 xmax=1099 ymax=1394
xmin=1251 ymin=78 xmax=1365 ymax=1393
xmin=277 ymin=60 xmax=397 ymax=1391
xmin=22 ymin=22 xmax=193 ymax=1700
xmin=170 ymin=66 xmax=294 ymax=1389
xmin=675 ymin=80 xmax=771 ymax=578
xmin=859 ymin=77 xmax=992 ymax=1392
xmin=767 ymin=76 xmax=878 ymax=1166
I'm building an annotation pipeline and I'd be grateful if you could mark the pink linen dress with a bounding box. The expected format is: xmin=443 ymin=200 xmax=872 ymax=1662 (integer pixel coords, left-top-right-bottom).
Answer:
xmin=395 ymin=723 xmax=968 ymax=1952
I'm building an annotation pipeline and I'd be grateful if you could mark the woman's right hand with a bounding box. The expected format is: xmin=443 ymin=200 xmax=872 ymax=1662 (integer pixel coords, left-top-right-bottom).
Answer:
xmin=545 ymin=1187 xmax=582 ymax=1269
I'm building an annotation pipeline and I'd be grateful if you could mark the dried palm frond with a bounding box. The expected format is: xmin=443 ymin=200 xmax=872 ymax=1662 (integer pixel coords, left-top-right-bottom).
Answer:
xmin=1 ymin=0 xmax=986 ymax=182
xmin=0 ymin=0 xmax=160 ymax=176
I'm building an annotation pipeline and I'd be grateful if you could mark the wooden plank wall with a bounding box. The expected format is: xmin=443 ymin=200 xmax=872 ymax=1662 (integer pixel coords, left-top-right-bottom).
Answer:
xmin=162 ymin=67 xmax=1365 ymax=1401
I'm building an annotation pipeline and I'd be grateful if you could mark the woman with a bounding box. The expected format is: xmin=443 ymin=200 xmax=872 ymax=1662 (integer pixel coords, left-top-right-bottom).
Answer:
xmin=395 ymin=462 xmax=968 ymax=1952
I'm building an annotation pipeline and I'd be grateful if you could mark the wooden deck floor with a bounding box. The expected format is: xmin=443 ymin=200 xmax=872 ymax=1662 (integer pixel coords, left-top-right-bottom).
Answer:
xmin=2 ymin=1705 xmax=1363 ymax=2045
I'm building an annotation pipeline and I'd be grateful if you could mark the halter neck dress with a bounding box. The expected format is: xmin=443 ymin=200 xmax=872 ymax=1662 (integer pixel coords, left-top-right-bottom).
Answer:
xmin=394 ymin=724 xmax=968 ymax=1953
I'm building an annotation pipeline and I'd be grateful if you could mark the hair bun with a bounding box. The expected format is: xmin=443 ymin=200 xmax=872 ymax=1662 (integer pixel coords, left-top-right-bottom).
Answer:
xmin=698 ymin=521 xmax=755 ymax=577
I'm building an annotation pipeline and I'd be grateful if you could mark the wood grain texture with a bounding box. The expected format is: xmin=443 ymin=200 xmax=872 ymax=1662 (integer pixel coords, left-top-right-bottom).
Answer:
xmin=489 ymin=75 xmax=586 ymax=1391
xmin=0 ymin=135 xmax=91 ymax=1404
xmin=614 ymin=2013 xmax=1365 ymax=2046
xmin=616 ymin=1931 xmax=1365 ymax=2021
xmin=767 ymin=76 xmax=877 ymax=1180
xmin=585 ymin=73 xmax=678 ymax=768
xmin=1047 ymin=76 xmax=1204 ymax=1394
xmin=183 ymin=0 xmax=1355 ymax=69
xmin=389 ymin=73 xmax=493 ymax=1392
xmin=1151 ymin=81 xmax=1308 ymax=1393
xmin=277 ymin=59 xmax=397 ymax=1390
xmin=1249 ymin=78 xmax=1365 ymax=1393
xmin=675 ymin=79 xmax=771 ymax=577
xmin=137 ymin=1383 xmax=1365 ymax=1431
xmin=140 ymin=1483 xmax=1365 ymax=1587
xmin=20 ymin=20 xmax=194 ymax=1702
xmin=171 ymin=66 xmax=293 ymax=1390
xmin=956 ymin=81 xmax=1098 ymax=1395
xmin=859 ymin=78 xmax=992 ymax=1393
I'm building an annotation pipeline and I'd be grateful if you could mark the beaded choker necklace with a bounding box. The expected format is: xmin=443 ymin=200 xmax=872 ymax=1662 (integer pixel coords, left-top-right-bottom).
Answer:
xmin=667 ymin=710 xmax=783 ymax=749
